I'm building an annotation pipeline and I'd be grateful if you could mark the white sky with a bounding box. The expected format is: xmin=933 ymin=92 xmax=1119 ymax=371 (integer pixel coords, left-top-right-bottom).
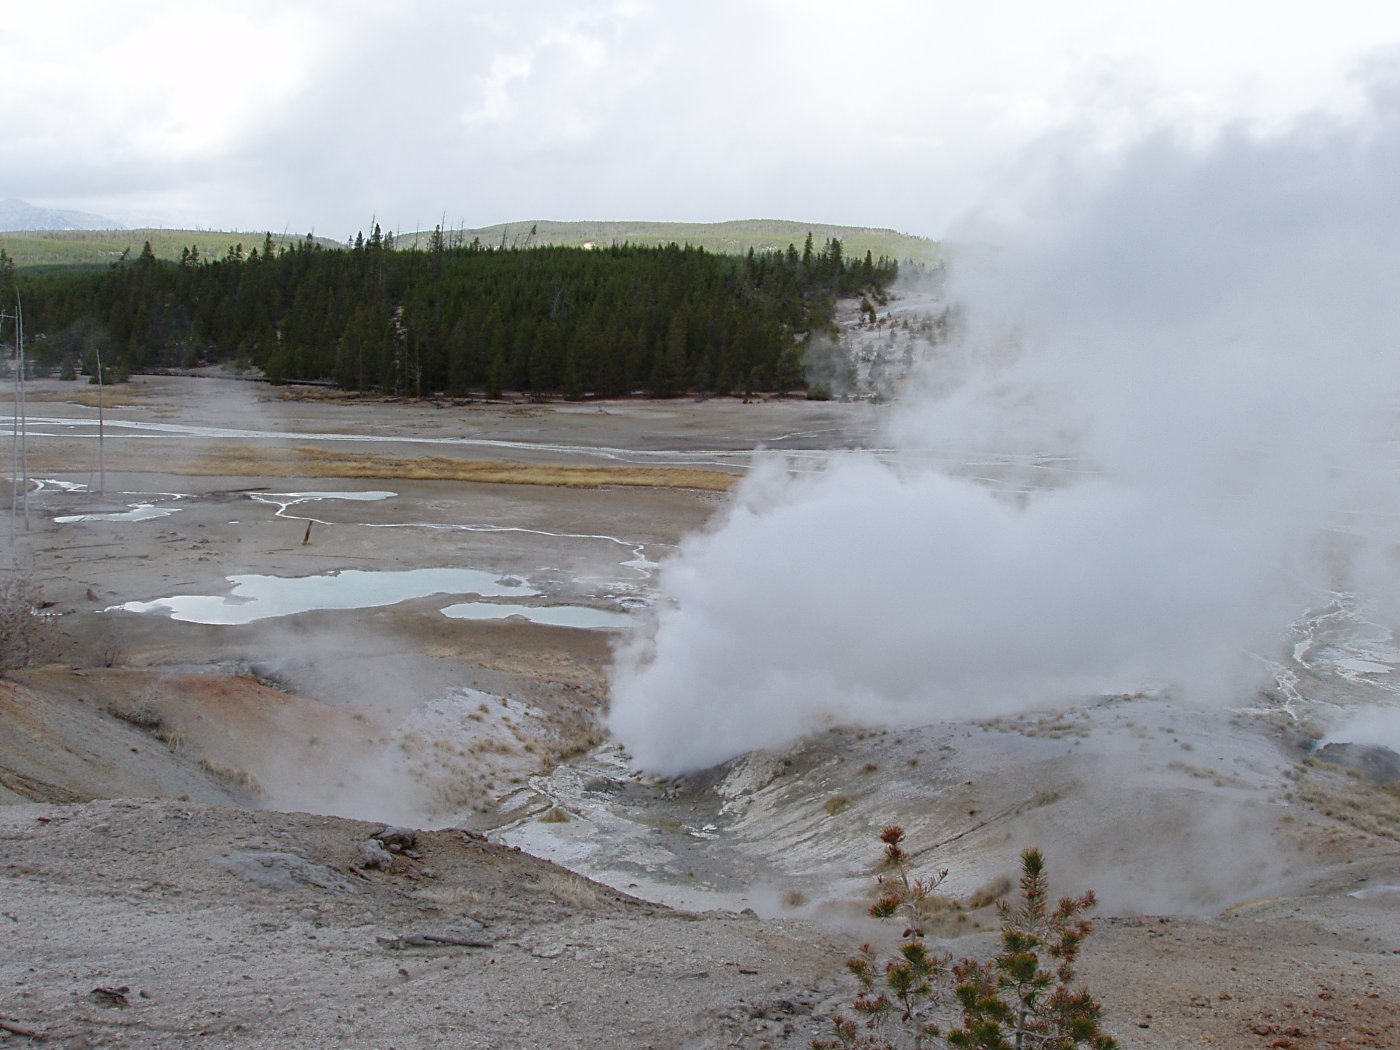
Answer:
xmin=4 ymin=1 xmax=1398 ymax=239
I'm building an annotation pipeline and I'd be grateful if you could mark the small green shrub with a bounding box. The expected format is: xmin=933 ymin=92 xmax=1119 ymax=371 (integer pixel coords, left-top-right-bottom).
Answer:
xmin=814 ymin=827 xmax=1116 ymax=1050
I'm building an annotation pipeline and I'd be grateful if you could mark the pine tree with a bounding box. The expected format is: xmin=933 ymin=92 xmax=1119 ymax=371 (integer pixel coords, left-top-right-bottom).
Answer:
xmin=0 ymin=248 xmax=15 ymax=305
xmin=815 ymin=830 xmax=1117 ymax=1050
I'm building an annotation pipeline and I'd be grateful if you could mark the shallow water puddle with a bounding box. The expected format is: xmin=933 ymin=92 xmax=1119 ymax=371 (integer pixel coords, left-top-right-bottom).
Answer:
xmin=248 ymin=491 xmax=396 ymax=516
xmin=440 ymin=601 xmax=632 ymax=630
xmin=114 ymin=567 xmax=539 ymax=625
xmin=55 ymin=503 xmax=183 ymax=523
xmin=44 ymin=481 xmax=190 ymax=524
xmin=244 ymin=490 xmax=662 ymax=587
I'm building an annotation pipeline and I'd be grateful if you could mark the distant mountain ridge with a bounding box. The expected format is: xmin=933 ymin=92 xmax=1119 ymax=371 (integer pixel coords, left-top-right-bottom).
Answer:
xmin=0 ymin=198 xmax=123 ymax=232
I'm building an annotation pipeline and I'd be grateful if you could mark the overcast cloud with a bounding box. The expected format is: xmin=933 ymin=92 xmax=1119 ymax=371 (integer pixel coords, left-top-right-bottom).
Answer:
xmin=5 ymin=1 xmax=1400 ymax=237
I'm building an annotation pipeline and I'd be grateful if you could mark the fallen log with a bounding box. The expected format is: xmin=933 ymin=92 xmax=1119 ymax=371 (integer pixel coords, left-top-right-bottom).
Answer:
xmin=0 ymin=1018 xmax=43 ymax=1039
xmin=376 ymin=930 xmax=493 ymax=950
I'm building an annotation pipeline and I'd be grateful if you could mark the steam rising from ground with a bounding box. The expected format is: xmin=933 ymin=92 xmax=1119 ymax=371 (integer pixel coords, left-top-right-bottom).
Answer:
xmin=610 ymin=68 xmax=1400 ymax=774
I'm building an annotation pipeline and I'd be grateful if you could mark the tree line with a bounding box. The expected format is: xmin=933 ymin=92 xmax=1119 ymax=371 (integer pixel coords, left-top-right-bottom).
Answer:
xmin=8 ymin=229 xmax=897 ymax=398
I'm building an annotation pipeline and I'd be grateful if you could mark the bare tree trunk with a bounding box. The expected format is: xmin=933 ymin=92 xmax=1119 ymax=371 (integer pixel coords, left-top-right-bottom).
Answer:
xmin=17 ymin=297 xmax=26 ymax=530
xmin=96 ymin=347 xmax=106 ymax=495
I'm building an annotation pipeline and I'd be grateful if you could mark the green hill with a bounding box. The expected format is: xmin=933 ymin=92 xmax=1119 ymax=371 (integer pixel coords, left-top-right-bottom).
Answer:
xmin=0 ymin=229 xmax=338 ymax=272
xmin=395 ymin=219 xmax=939 ymax=263
xmin=1 ymin=219 xmax=938 ymax=273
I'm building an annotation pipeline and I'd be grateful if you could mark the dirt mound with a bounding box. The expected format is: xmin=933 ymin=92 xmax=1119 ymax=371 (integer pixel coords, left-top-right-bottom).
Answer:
xmin=0 ymin=676 xmax=238 ymax=806
xmin=0 ymin=799 xmax=844 ymax=1048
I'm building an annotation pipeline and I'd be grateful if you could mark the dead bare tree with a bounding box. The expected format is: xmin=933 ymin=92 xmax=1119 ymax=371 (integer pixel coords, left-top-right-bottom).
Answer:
xmin=0 ymin=573 xmax=46 ymax=670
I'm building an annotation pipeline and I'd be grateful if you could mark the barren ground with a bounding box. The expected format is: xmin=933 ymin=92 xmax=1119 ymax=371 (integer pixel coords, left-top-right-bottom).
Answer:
xmin=2 ymin=376 xmax=1398 ymax=1049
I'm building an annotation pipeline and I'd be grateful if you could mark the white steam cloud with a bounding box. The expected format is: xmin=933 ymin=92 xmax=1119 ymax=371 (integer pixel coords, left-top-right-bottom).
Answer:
xmin=610 ymin=64 xmax=1400 ymax=774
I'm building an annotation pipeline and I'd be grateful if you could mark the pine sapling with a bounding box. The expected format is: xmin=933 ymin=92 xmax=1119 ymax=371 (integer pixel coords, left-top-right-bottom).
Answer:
xmin=947 ymin=848 xmax=1117 ymax=1050
xmin=815 ymin=832 xmax=1116 ymax=1050
xmin=814 ymin=825 xmax=952 ymax=1049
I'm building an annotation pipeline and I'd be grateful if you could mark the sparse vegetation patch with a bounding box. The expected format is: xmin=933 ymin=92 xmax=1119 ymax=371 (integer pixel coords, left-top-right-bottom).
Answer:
xmin=0 ymin=574 xmax=47 ymax=671
xmin=816 ymin=826 xmax=1117 ymax=1049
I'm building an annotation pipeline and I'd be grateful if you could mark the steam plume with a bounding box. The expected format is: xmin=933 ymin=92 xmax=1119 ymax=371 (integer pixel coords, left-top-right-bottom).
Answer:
xmin=610 ymin=66 xmax=1400 ymax=773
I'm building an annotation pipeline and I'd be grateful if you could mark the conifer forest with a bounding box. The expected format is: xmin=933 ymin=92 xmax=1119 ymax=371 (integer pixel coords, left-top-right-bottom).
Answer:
xmin=6 ymin=230 xmax=898 ymax=398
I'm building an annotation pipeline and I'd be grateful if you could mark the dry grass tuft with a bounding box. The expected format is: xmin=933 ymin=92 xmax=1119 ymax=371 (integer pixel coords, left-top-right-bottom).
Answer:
xmin=198 ymin=758 xmax=263 ymax=796
xmin=537 ymin=870 xmax=603 ymax=909
xmin=26 ymin=388 xmax=151 ymax=409
xmin=966 ymin=874 xmax=1013 ymax=910
xmin=553 ymin=720 xmax=606 ymax=764
xmin=1166 ymin=760 xmax=1248 ymax=789
xmin=109 ymin=702 xmax=164 ymax=732
xmin=273 ymin=387 xmax=365 ymax=403
xmin=18 ymin=437 xmax=735 ymax=491
xmin=188 ymin=445 xmax=736 ymax=490
xmin=824 ymin=795 xmax=852 ymax=816
xmin=1293 ymin=762 xmax=1400 ymax=841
